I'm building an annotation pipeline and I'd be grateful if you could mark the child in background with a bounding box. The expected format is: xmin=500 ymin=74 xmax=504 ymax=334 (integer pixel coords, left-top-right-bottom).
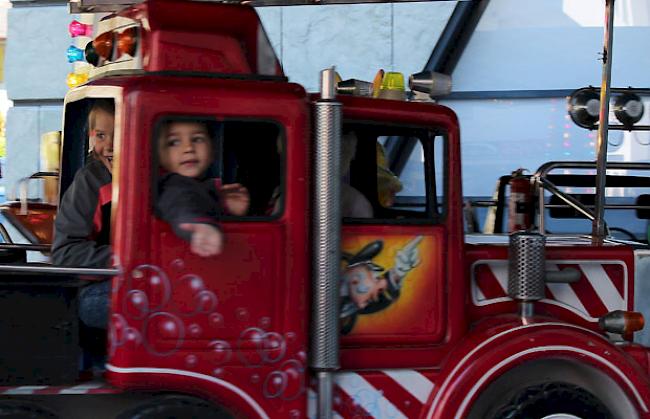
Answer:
xmin=52 ymin=99 xmax=114 ymax=269
xmin=51 ymin=99 xmax=115 ymax=375
xmin=156 ymin=118 xmax=249 ymax=256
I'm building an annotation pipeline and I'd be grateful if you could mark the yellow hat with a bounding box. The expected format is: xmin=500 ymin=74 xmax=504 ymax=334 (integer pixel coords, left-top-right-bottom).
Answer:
xmin=376 ymin=142 xmax=403 ymax=207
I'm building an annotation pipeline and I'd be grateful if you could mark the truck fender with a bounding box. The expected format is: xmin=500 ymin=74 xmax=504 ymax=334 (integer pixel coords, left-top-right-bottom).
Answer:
xmin=424 ymin=321 xmax=650 ymax=419
xmin=106 ymin=365 xmax=271 ymax=419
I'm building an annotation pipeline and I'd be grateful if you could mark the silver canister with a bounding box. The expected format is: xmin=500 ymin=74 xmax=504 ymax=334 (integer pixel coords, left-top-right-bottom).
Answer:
xmin=508 ymin=232 xmax=546 ymax=302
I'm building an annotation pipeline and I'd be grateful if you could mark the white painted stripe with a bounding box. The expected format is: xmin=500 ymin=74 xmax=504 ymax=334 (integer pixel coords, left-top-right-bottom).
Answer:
xmin=545 ymin=263 xmax=589 ymax=317
xmin=382 ymin=370 xmax=434 ymax=404
xmin=426 ymin=323 xmax=609 ymax=418
xmin=581 ymin=263 xmax=625 ymax=312
xmin=106 ymin=364 xmax=269 ymax=419
xmin=336 ymin=373 xmax=407 ymax=419
xmin=59 ymin=383 xmax=106 ymax=394
xmin=64 ymin=382 xmax=105 ymax=390
xmin=454 ymin=345 xmax=648 ymax=418
xmin=2 ymin=386 xmax=47 ymax=395
xmin=490 ymin=263 xmax=509 ymax=293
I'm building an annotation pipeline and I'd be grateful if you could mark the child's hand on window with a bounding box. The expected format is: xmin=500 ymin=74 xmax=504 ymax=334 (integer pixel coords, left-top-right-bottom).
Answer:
xmin=221 ymin=183 xmax=250 ymax=216
xmin=179 ymin=223 xmax=224 ymax=257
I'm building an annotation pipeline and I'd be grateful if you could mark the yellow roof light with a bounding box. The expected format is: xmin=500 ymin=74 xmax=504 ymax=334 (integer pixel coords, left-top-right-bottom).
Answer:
xmin=66 ymin=71 xmax=89 ymax=89
xmin=377 ymin=71 xmax=406 ymax=101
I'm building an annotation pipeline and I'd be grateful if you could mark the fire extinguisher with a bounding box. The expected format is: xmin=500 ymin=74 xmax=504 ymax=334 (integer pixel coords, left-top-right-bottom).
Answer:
xmin=508 ymin=168 xmax=532 ymax=232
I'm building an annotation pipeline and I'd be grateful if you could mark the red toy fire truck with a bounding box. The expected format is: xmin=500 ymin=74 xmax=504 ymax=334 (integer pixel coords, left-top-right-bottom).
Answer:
xmin=0 ymin=0 xmax=650 ymax=418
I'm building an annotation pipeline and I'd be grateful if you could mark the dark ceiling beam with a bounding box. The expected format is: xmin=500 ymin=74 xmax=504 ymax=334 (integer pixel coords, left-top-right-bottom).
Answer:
xmin=424 ymin=0 xmax=490 ymax=74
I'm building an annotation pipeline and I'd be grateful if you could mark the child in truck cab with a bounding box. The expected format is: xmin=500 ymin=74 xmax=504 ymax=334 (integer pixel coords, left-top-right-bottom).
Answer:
xmin=52 ymin=99 xmax=114 ymax=269
xmin=155 ymin=118 xmax=250 ymax=256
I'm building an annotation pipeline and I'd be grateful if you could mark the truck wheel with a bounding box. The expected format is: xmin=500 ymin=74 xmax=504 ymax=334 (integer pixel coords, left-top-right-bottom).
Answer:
xmin=490 ymin=382 xmax=613 ymax=419
xmin=117 ymin=395 xmax=234 ymax=419
xmin=0 ymin=401 xmax=58 ymax=419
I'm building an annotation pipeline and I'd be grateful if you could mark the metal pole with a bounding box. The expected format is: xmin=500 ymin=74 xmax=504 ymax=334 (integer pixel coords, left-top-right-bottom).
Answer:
xmin=593 ymin=0 xmax=615 ymax=243
xmin=311 ymin=67 xmax=341 ymax=419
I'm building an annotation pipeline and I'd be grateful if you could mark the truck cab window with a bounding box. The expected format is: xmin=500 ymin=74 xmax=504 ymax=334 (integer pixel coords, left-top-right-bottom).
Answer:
xmin=153 ymin=117 xmax=283 ymax=219
xmin=344 ymin=124 xmax=445 ymax=223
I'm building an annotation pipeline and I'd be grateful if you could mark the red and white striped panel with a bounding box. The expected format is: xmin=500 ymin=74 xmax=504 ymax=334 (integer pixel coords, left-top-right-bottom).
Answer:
xmin=471 ymin=260 xmax=628 ymax=321
xmin=309 ymin=370 xmax=436 ymax=418
xmin=0 ymin=381 xmax=119 ymax=395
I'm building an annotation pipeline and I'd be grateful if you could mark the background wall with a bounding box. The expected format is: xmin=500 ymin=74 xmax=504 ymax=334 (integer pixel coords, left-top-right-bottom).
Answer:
xmin=3 ymin=0 xmax=650 ymax=199
xmin=4 ymin=1 xmax=68 ymax=199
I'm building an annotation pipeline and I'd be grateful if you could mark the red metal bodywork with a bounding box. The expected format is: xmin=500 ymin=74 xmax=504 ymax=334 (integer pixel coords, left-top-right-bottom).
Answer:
xmin=50 ymin=0 xmax=650 ymax=417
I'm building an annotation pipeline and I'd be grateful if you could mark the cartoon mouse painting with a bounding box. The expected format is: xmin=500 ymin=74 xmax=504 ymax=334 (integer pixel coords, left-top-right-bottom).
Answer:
xmin=340 ymin=236 xmax=423 ymax=334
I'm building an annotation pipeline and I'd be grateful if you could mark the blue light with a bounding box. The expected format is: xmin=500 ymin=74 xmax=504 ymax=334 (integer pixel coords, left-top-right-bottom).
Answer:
xmin=66 ymin=45 xmax=85 ymax=63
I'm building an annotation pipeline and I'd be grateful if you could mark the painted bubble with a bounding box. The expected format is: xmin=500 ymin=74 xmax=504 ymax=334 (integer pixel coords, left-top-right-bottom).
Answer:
xmin=185 ymin=354 xmax=198 ymax=368
xmin=209 ymin=340 xmax=232 ymax=365
xmin=213 ymin=368 xmax=224 ymax=377
xmin=209 ymin=313 xmax=224 ymax=328
xmin=143 ymin=312 xmax=185 ymax=356
xmin=235 ymin=307 xmax=249 ymax=322
xmin=262 ymin=332 xmax=286 ymax=364
xmin=124 ymin=290 xmax=149 ymax=319
xmin=285 ymin=332 xmax=296 ymax=342
xmin=188 ymin=323 xmax=202 ymax=338
xmin=171 ymin=258 xmax=185 ymax=271
xmin=187 ymin=275 xmax=205 ymax=293
xmin=236 ymin=327 xmax=264 ymax=366
xmin=280 ymin=359 xmax=305 ymax=401
xmin=175 ymin=275 xmax=216 ymax=316
xmin=263 ymin=371 xmax=287 ymax=399
xmin=259 ymin=316 xmax=271 ymax=329
xmin=128 ymin=265 xmax=171 ymax=311
xmin=289 ymin=410 xmax=301 ymax=419
xmin=196 ymin=290 xmax=218 ymax=314
xmin=124 ymin=327 xmax=142 ymax=350
xmin=250 ymin=373 xmax=260 ymax=384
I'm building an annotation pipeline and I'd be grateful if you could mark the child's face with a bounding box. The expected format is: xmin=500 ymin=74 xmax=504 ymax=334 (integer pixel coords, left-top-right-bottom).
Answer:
xmin=90 ymin=109 xmax=115 ymax=173
xmin=158 ymin=122 xmax=212 ymax=178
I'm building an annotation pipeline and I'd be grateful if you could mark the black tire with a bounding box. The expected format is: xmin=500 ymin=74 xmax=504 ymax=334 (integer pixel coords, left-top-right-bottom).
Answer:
xmin=117 ymin=395 xmax=234 ymax=419
xmin=0 ymin=401 xmax=58 ymax=419
xmin=490 ymin=382 xmax=613 ymax=419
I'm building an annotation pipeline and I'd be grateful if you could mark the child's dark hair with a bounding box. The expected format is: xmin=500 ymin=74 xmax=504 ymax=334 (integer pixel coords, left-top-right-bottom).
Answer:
xmin=88 ymin=99 xmax=115 ymax=131
xmin=158 ymin=117 xmax=219 ymax=142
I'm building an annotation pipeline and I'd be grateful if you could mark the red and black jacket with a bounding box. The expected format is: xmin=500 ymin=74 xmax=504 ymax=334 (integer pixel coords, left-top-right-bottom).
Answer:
xmin=52 ymin=158 xmax=112 ymax=268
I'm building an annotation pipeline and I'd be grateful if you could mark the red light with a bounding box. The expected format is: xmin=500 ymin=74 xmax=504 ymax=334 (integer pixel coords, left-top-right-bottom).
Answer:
xmin=117 ymin=27 xmax=138 ymax=58
xmin=69 ymin=20 xmax=93 ymax=37
xmin=93 ymin=31 xmax=114 ymax=61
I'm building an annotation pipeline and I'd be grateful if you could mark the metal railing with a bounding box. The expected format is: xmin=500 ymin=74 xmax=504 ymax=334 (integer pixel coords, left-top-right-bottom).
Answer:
xmin=533 ymin=161 xmax=650 ymax=236
xmin=14 ymin=172 xmax=59 ymax=215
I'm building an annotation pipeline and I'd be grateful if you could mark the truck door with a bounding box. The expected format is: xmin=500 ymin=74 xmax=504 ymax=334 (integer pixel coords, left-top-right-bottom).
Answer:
xmin=338 ymin=105 xmax=455 ymax=370
xmin=109 ymin=81 xmax=310 ymax=416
